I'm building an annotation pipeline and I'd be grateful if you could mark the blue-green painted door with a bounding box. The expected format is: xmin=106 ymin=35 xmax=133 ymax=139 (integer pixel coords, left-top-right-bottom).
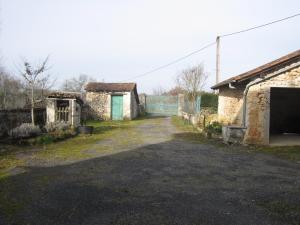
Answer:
xmin=111 ymin=95 xmax=123 ymax=120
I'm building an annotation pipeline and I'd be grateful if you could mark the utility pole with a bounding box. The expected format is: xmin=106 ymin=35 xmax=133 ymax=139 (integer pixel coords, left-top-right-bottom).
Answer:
xmin=216 ymin=36 xmax=220 ymax=85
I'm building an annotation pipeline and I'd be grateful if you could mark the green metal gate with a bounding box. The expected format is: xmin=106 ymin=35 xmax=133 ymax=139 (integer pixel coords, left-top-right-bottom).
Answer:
xmin=111 ymin=95 xmax=123 ymax=120
xmin=145 ymin=95 xmax=178 ymax=116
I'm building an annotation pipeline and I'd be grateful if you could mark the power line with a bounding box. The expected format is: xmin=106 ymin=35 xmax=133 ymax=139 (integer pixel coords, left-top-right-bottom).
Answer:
xmin=119 ymin=41 xmax=216 ymax=82
xmin=220 ymin=13 xmax=300 ymax=38
xmin=120 ymin=13 xmax=300 ymax=82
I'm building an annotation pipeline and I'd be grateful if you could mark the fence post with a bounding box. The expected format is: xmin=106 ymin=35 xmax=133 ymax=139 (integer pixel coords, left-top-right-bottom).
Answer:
xmin=178 ymin=94 xmax=184 ymax=117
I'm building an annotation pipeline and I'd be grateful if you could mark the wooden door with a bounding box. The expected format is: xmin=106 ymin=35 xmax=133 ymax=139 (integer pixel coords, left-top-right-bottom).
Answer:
xmin=111 ymin=95 xmax=123 ymax=120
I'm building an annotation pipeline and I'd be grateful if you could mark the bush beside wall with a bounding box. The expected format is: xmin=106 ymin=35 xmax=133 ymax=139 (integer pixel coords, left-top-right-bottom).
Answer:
xmin=0 ymin=109 xmax=46 ymax=137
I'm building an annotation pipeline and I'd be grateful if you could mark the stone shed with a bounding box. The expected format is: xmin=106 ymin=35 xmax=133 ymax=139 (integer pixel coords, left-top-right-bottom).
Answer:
xmin=212 ymin=49 xmax=300 ymax=146
xmin=46 ymin=92 xmax=83 ymax=127
xmin=84 ymin=82 xmax=139 ymax=120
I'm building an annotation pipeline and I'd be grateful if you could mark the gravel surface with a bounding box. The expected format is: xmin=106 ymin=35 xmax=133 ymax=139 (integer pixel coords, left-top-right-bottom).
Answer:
xmin=0 ymin=117 xmax=299 ymax=225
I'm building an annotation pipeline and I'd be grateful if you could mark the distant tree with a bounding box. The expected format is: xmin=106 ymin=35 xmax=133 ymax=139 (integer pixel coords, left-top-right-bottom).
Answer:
xmin=176 ymin=64 xmax=207 ymax=102
xmin=165 ymin=86 xmax=184 ymax=96
xmin=152 ymin=86 xmax=166 ymax=96
xmin=19 ymin=56 xmax=51 ymax=125
xmin=0 ymin=71 xmax=24 ymax=109
xmin=61 ymin=74 xmax=95 ymax=93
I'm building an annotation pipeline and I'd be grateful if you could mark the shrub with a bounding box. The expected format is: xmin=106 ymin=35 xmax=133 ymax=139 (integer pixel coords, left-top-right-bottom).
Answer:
xmin=45 ymin=122 xmax=70 ymax=133
xmin=35 ymin=127 xmax=77 ymax=145
xmin=201 ymin=92 xmax=218 ymax=110
xmin=9 ymin=123 xmax=41 ymax=139
xmin=205 ymin=121 xmax=222 ymax=134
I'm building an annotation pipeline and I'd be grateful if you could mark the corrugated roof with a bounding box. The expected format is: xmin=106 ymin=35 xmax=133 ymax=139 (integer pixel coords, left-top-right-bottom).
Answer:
xmin=211 ymin=49 xmax=300 ymax=89
xmin=85 ymin=82 xmax=137 ymax=92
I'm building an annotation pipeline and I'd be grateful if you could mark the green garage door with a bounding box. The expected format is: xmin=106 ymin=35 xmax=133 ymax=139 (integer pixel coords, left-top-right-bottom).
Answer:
xmin=111 ymin=95 xmax=123 ymax=120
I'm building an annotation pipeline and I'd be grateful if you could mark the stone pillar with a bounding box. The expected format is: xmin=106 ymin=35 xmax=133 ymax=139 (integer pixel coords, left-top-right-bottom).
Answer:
xmin=138 ymin=94 xmax=146 ymax=115
xmin=178 ymin=94 xmax=184 ymax=117
xmin=46 ymin=98 xmax=56 ymax=124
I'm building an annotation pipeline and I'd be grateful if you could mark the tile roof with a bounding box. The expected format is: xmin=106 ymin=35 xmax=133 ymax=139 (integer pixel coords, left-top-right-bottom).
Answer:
xmin=211 ymin=49 xmax=300 ymax=89
xmin=85 ymin=82 xmax=137 ymax=92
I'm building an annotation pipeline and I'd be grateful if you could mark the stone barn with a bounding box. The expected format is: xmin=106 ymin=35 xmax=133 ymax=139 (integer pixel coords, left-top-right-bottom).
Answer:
xmin=46 ymin=92 xmax=83 ymax=127
xmin=212 ymin=49 xmax=300 ymax=146
xmin=84 ymin=82 xmax=139 ymax=120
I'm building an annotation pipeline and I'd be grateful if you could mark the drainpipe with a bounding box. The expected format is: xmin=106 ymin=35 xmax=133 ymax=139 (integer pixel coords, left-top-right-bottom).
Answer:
xmin=242 ymin=61 xmax=300 ymax=127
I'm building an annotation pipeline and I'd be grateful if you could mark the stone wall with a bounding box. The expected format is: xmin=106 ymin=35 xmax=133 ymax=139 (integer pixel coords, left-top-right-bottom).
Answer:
xmin=130 ymin=90 xmax=139 ymax=119
xmin=218 ymin=87 xmax=244 ymax=125
xmin=217 ymin=65 xmax=300 ymax=145
xmin=0 ymin=109 xmax=46 ymax=137
xmin=85 ymin=91 xmax=138 ymax=120
xmin=244 ymin=66 xmax=300 ymax=145
xmin=85 ymin=92 xmax=110 ymax=120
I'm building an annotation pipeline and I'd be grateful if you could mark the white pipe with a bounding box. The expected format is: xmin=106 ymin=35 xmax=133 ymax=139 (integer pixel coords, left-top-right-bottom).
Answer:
xmin=242 ymin=61 xmax=300 ymax=127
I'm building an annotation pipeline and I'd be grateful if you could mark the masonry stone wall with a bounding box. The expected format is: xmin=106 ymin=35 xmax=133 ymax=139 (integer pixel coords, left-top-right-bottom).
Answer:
xmin=218 ymin=87 xmax=244 ymax=125
xmin=85 ymin=92 xmax=110 ymax=120
xmin=85 ymin=91 xmax=138 ymax=120
xmin=244 ymin=66 xmax=300 ymax=145
xmin=218 ymin=65 xmax=300 ymax=145
xmin=130 ymin=91 xmax=139 ymax=119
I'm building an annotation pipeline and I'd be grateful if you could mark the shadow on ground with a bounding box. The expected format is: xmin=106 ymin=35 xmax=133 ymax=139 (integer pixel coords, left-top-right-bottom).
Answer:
xmin=0 ymin=133 xmax=300 ymax=225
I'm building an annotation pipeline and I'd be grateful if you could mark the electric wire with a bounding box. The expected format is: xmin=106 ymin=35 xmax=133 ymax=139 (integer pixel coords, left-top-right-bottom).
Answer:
xmin=120 ymin=13 xmax=300 ymax=82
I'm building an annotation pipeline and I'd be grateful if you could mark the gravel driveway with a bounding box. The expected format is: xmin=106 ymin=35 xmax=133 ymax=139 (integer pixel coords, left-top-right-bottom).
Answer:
xmin=0 ymin=117 xmax=300 ymax=225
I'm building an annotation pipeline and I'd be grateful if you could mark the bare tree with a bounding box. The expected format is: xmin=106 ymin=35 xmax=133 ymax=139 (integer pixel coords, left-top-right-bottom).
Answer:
xmin=165 ymin=86 xmax=184 ymax=96
xmin=0 ymin=71 xmax=24 ymax=109
xmin=152 ymin=86 xmax=166 ymax=96
xmin=20 ymin=56 xmax=50 ymax=125
xmin=176 ymin=63 xmax=208 ymax=105
xmin=61 ymin=74 xmax=95 ymax=93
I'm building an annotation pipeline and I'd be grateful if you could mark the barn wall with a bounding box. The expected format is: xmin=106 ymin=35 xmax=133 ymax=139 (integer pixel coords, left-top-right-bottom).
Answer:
xmin=244 ymin=66 xmax=300 ymax=145
xmin=130 ymin=90 xmax=139 ymax=119
xmin=85 ymin=91 xmax=135 ymax=120
xmin=217 ymin=87 xmax=244 ymax=125
xmin=85 ymin=92 xmax=110 ymax=120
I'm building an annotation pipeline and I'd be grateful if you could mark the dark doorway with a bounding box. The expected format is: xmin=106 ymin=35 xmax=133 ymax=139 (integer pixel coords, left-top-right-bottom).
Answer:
xmin=270 ymin=87 xmax=300 ymax=145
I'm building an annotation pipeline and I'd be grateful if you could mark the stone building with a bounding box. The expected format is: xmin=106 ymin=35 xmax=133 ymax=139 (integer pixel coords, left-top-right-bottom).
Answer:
xmin=212 ymin=49 xmax=300 ymax=146
xmin=46 ymin=92 xmax=83 ymax=127
xmin=84 ymin=82 xmax=139 ymax=120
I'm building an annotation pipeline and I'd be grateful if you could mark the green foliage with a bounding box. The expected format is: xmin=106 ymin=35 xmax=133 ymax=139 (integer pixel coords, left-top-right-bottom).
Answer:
xmin=36 ymin=127 xmax=77 ymax=145
xmin=200 ymin=92 xmax=218 ymax=109
xmin=205 ymin=121 xmax=222 ymax=134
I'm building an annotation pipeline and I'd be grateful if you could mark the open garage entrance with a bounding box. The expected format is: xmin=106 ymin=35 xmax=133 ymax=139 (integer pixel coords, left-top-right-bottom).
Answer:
xmin=269 ymin=87 xmax=300 ymax=146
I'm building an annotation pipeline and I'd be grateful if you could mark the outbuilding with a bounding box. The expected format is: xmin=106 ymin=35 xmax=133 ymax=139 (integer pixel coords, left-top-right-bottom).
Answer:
xmin=84 ymin=82 xmax=139 ymax=120
xmin=212 ymin=49 xmax=300 ymax=146
xmin=46 ymin=92 xmax=83 ymax=127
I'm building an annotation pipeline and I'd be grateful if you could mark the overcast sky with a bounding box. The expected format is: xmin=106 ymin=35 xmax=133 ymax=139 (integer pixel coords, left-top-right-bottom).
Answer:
xmin=1 ymin=0 xmax=300 ymax=93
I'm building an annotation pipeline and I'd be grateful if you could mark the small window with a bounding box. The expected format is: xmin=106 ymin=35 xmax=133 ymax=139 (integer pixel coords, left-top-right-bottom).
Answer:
xmin=56 ymin=100 xmax=69 ymax=122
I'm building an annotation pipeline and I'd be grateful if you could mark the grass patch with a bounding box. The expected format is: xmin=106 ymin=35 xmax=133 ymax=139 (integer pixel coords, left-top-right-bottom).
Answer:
xmin=0 ymin=118 xmax=147 ymax=176
xmin=35 ymin=118 xmax=146 ymax=160
xmin=171 ymin=116 xmax=207 ymax=143
xmin=255 ymin=146 xmax=300 ymax=162
xmin=171 ymin=116 xmax=198 ymax=132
